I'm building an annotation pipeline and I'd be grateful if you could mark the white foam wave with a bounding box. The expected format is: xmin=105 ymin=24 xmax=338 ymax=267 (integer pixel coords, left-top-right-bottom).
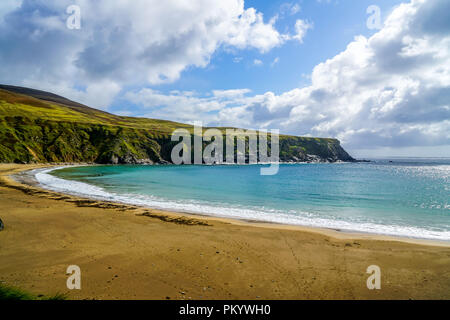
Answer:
xmin=34 ymin=167 xmax=450 ymax=241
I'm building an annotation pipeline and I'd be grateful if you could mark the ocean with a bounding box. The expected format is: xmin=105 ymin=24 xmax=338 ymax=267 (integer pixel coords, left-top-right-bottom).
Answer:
xmin=33 ymin=158 xmax=450 ymax=241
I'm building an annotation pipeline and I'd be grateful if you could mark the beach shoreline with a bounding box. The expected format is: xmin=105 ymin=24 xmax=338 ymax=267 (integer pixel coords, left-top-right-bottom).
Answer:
xmin=14 ymin=163 xmax=450 ymax=247
xmin=1 ymin=163 xmax=449 ymax=300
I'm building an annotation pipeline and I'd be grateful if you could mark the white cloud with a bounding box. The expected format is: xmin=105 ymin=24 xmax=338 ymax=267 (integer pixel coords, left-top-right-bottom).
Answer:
xmin=125 ymin=88 xmax=252 ymax=124
xmin=293 ymin=19 xmax=313 ymax=43
xmin=212 ymin=89 xmax=251 ymax=99
xmin=223 ymin=7 xmax=285 ymax=53
xmin=21 ymin=79 xmax=121 ymax=110
xmin=125 ymin=0 xmax=450 ymax=154
xmin=0 ymin=0 xmax=286 ymax=108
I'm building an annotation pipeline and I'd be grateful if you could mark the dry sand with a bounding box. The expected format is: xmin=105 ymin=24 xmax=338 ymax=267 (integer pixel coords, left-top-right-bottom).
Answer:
xmin=0 ymin=164 xmax=449 ymax=300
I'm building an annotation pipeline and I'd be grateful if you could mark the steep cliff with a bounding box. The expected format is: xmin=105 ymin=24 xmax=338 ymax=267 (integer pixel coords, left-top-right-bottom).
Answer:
xmin=0 ymin=85 xmax=354 ymax=164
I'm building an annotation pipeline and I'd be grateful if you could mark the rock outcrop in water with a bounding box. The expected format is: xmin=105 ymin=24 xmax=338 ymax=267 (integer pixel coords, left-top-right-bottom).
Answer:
xmin=0 ymin=85 xmax=355 ymax=164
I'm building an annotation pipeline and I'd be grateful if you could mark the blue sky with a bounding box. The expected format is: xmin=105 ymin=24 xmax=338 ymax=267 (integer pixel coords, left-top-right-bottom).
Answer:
xmin=143 ymin=0 xmax=402 ymax=96
xmin=0 ymin=0 xmax=449 ymax=157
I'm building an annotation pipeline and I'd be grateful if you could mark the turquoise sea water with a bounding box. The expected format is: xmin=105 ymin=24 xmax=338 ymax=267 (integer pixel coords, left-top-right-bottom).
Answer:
xmin=35 ymin=158 xmax=450 ymax=240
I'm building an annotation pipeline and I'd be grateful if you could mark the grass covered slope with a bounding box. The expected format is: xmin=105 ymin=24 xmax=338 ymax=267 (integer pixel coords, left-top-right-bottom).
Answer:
xmin=0 ymin=85 xmax=354 ymax=164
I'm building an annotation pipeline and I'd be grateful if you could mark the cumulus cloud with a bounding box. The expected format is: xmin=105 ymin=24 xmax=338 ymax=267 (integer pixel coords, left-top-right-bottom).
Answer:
xmin=0 ymin=0 xmax=286 ymax=108
xmin=292 ymin=19 xmax=313 ymax=43
xmin=125 ymin=88 xmax=252 ymax=124
xmin=127 ymin=0 xmax=450 ymax=153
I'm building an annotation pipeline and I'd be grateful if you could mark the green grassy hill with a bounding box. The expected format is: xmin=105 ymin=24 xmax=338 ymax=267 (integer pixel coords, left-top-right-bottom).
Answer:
xmin=0 ymin=85 xmax=354 ymax=164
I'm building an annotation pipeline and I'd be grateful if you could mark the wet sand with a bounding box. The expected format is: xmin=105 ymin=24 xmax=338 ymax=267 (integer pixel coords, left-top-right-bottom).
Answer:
xmin=0 ymin=164 xmax=449 ymax=300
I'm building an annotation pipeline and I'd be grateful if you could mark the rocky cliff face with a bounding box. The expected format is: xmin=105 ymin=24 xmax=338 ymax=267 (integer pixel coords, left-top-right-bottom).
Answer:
xmin=0 ymin=117 xmax=354 ymax=164
xmin=278 ymin=136 xmax=354 ymax=163
xmin=0 ymin=118 xmax=169 ymax=164
xmin=0 ymin=86 xmax=355 ymax=164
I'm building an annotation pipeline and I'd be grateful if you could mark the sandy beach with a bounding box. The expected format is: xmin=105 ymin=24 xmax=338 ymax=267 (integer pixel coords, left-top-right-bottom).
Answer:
xmin=0 ymin=163 xmax=449 ymax=300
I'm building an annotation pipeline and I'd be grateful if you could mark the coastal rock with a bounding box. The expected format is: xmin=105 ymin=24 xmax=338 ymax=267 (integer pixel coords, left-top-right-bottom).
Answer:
xmin=0 ymin=218 xmax=4 ymax=231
